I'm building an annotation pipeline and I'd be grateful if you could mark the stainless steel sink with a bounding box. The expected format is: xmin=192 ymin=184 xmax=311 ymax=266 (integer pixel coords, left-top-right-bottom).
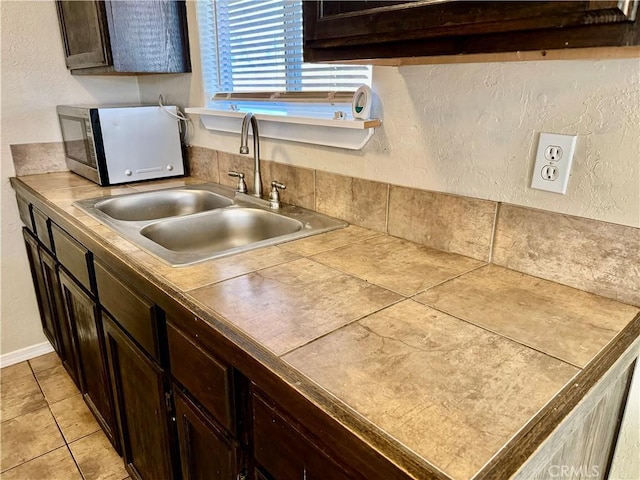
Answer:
xmin=74 ymin=183 xmax=347 ymax=266
xmin=141 ymin=208 xmax=304 ymax=253
xmin=94 ymin=189 xmax=233 ymax=221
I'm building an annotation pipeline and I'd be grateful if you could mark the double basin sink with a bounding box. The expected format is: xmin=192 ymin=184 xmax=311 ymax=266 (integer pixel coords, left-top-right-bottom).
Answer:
xmin=74 ymin=183 xmax=347 ymax=266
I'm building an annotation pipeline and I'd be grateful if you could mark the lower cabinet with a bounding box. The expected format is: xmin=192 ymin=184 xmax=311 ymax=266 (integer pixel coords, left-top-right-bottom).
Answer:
xmin=102 ymin=313 xmax=176 ymax=480
xmin=174 ymin=388 xmax=241 ymax=480
xmin=252 ymin=393 xmax=353 ymax=480
xmin=22 ymin=228 xmax=59 ymax=353
xmin=39 ymin=247 xmax=80 ymax=386
xmin=59 ymin=269 xmax=118 ymax=448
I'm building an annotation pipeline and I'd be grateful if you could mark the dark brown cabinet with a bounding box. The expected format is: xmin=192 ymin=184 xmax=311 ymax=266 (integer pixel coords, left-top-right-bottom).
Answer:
xmin=22 ymin=229 xmax=59 ymax=353
xmin=174 ymin=389 xmax=241 ymax=480
xmin=56 ymin=0 xmax=190 ymax=74
xmin=59 ymin=269 xmax=118 ymax=448
xmin=95 ymin=260 xmax=176 ymax=480
xmin=252 ymin=393 xmax=354 ymax=480
xmin=303 ymin=1 xmax=640 ymax=63
xmin=39 ymin=248 xmax=80 ymax=386
xmin=103 ymin=313 xmax=175 ymax=480
xmin=168 ymin=322 xmax=247 ymax=479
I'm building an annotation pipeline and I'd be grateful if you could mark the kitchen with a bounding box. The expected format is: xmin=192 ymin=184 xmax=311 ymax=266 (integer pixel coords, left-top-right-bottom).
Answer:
xmin=1 ymin=1 xmax=639 ymax=479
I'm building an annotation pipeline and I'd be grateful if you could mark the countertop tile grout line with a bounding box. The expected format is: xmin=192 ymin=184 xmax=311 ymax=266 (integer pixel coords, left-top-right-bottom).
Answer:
xmin=179 ymin=254 xmax=304 ymax=293
xmin=276 ymin=230 xmax=386 ymax=258
xmin=408 ymin=262 xmax=490 ymax=298
xmin=411 ymin=300 xmax=584 ymax=370
xmin=304 ymin=254 xmax=415 ymax=297
xmin=279 ymin=295 xmax=408 ymax=358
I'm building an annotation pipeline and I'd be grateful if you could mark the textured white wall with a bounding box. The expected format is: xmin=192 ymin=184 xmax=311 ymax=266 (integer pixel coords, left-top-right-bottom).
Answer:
xmin=0 ymin=1 xmax=141 ymax=355
xmin=141 ymin=57 xmax=640 ymax=228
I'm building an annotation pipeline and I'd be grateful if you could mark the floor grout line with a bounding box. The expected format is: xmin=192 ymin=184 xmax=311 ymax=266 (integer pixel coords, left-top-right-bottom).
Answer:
xmin=1 ymin=354 xmax=122 ymax=479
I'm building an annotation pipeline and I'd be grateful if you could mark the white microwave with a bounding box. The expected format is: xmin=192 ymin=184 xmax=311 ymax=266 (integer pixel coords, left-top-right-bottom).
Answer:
xmin=57 ymin=105 xmax=185 ymax=186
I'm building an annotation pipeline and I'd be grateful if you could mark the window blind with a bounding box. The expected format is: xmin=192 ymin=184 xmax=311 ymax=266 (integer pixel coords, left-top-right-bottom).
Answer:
xmin=197 ymin=0 xmax=371 ymax=97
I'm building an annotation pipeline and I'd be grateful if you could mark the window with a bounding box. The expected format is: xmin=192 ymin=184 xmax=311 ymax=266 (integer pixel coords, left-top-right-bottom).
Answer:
xmin=197 ymin=0 xmax=372 ymax=97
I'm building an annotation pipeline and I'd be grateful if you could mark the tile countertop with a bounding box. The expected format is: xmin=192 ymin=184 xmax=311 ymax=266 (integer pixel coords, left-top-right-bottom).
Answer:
xmin=13 ymin=172 xmax=640 ymax=480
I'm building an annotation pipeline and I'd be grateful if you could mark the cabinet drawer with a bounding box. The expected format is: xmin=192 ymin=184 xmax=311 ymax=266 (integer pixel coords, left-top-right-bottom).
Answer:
xmin=167 ymin=322 xmax=235 ymax=435
xmin=50 ymin=222 xmax=92 ymax=291
xmin=94 ymin=260 xmax=160 ymax=361
xmin=32 ymin=206 xmax=53 ymax=252
xmin=16 ymin=194 xmax=34 ymax=232
xmin=252 ymin=393 xmax=352 ymax=480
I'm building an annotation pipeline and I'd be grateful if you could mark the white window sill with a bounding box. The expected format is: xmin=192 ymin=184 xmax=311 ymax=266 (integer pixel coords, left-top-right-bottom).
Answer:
xmin=184 ymin=94 xmax=381 ymax=150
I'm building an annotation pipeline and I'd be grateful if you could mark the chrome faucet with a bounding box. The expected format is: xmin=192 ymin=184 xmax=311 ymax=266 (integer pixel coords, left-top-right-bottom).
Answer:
xmin=269 ymin=181 xmax=286 ymax=209
xmin=239 ymin=112 xmax=262 ymax=198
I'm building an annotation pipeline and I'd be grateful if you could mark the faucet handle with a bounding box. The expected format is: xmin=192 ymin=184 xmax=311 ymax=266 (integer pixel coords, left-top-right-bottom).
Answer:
xmin=269 ymin=181 xmax=286 ymax=209
xmin=228 ymin=171 xmax=248 ymax=194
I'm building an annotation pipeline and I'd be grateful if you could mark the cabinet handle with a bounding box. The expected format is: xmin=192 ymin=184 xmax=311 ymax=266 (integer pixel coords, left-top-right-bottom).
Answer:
xmin=165 ymin=391 xmax=174 ymax=413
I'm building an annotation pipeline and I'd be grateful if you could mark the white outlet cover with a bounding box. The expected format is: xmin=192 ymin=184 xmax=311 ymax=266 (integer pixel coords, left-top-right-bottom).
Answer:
xmin=531 ymin=132 xmax=577 ymax=194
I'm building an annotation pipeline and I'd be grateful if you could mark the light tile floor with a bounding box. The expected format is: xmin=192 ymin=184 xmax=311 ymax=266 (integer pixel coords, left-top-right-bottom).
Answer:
xmin=0 ymin=352 xmax=129 ymax=480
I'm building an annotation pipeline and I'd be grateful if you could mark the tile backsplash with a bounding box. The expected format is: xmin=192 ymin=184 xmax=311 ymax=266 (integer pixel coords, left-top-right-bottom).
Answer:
xmin=11 ymin=142 xmax=67 ymax=176
xmin=186 ymin=146 xmax=639 ymax=307
xmin=493 ymin=204 xmax=639 ymax=307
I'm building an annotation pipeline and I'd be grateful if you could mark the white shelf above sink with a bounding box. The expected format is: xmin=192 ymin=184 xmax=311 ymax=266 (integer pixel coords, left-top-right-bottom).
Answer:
xmin=185 ymin=92 xmax=381 ymax=150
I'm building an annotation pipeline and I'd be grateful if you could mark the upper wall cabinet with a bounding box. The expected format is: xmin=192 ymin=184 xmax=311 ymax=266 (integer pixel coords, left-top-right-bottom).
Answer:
xmin=303 ymin=1 xmax=640 ymax=63
xmin=56 ymin=0 xmax=190 ymax=74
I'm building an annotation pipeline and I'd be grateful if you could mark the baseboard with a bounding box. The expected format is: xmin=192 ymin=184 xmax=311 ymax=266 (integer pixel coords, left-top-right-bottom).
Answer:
xmin=0 ymin=341 xmax=54 ymax=368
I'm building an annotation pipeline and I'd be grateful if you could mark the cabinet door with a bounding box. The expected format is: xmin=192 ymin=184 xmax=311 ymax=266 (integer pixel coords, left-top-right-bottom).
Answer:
xmin=103 ymin=313 xmax=175 ymax=480
xmin=303 ymin=1 xmax=640 ymax=61
xmin=39 ymin=248 xmax=80 ymax=387
xmin=175 ymin=389 xmax=241 ymax=480
xmin=56 ymin=0 xmax=111 ymax=69
xmin=252 ymin=394 xmax=353 ymax=480
xmin=59 ymin=269 xmax=118 ymax=448
xmin=22 ymin=228 xmax=58 ymax=352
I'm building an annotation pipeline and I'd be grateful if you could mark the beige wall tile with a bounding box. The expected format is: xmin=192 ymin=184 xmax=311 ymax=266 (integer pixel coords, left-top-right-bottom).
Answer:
xmin=311 ymin=235 xmax=484 ymax=296
xmin=284 ymin=300 xmax=578 ymax=480
xmin=189 ymin=258 xmax=402 ymax=355
xmin=28 ymin=352 xmax=61 ymax=373
xmin=50 ymin=394 xmax=101 ymax=443
xmin=315 ymin=171 xmax=388 ymax=232
xmin=0 ymin=375 xmax=47 ymax=422
xmin=0 ymin=362 xmax=32 ymax=385
xmin=217 ymin=151 xmax=256 ymax=192
xmin=186 ymin=145 xmax=219 ymax=183
xmin=259 ymin=161 xmax=315 ymax=209
xmin=11 ymin=142 xmax=67 ymax=176
xmin=416 ymin=265 xmax=639 ymax=368
xmin=493 ymin=204 xmax=640 ymax=306
xmin=1 ymin=407 xmax=65 ymax=472
xmin=278 ymin=225 xmax=383 ymax=257
xmin=1 ymin=447 xmax=82 ymax=480
xmin=35 ymin=365 xmax=80 ymax=404
xmin=388 ymin=185 xmax=497 ymax=261
xmin=69 ymin=431 xmax=128 ymax=480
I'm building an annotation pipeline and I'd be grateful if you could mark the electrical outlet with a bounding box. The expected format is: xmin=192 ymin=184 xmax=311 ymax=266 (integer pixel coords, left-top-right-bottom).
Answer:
xmin=531 ymin=132 xmax=577 ymax=194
